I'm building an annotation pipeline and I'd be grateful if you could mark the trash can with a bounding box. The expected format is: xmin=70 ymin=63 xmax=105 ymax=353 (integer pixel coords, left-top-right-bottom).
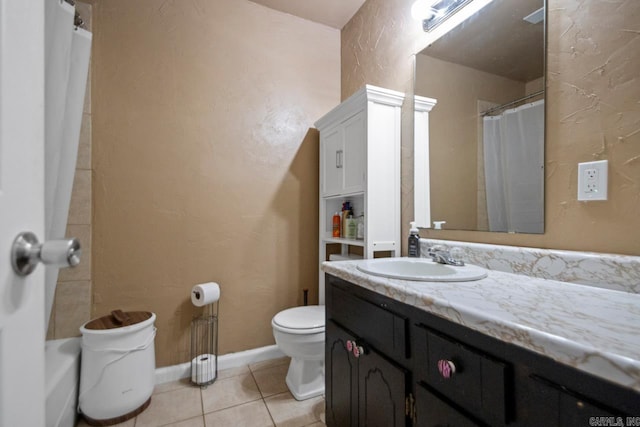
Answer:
xmin=79 ymin=310 xmax=156 ymax=426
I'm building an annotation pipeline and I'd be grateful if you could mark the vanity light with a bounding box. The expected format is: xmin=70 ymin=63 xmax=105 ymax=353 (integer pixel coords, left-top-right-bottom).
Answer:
xmin=419 ymin=0 xmax=473 ymax=31
xmin=411 ymin=0 xmax=439 ymax=21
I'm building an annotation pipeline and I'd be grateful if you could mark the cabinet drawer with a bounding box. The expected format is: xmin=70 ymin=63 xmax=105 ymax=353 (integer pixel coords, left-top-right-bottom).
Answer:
xmin=415 ymin=383 xmax=480 ymax=427
xmin=418 ymin=326 xmax=509 ymax=426
xmin=329 ymin=283 xmax=408 ymax=360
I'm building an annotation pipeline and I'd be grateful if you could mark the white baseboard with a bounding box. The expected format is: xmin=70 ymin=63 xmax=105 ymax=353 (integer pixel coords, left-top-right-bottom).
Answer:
xmin=155 ymin=344 xmax=285 ymax=385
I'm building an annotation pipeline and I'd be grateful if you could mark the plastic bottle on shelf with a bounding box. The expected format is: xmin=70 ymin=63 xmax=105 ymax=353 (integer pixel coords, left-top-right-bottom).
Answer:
xmin=346 ymin=215 xmax=357 ymax=239
xmin=342 ymin=201 xmax=351 ymax=238
xmin=356 ymin=214 xmax=364 ymax=240
xmin=332 ymin=212 xmax=341 ymax=237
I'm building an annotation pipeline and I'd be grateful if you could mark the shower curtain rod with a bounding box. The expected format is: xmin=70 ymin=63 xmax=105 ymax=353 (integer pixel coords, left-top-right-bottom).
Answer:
xmin=481 ymin=90 xmax=544 ymax=116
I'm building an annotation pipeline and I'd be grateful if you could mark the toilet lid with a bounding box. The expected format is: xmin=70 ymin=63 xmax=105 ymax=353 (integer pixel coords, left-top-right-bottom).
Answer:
xmin=273 ymin=305 xmax=325 ymax=330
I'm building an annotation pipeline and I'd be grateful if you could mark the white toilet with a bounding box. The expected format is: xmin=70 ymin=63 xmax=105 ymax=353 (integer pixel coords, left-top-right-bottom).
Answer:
xmin=271 ymin=305 xmax=325 ymax=400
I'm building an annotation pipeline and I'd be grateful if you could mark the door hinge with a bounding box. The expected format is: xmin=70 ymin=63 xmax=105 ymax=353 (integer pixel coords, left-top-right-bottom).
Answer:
xmin=405 ymin=393 xmax=416 ymax=422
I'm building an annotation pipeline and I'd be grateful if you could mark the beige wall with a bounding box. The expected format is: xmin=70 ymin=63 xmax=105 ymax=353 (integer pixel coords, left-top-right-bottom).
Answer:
xmin=48 ymin=2 xmax=93 ymax=340
xmin=415 ymin=54 xmax=526 ymax=230
xmin=343 ymin=0 xmax=640 ymax=256
xmin=92 ymin=0 xmax=340 ymax=366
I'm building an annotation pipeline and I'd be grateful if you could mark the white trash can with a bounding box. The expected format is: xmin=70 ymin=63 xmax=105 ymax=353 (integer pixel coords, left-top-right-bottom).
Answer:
xmin=79 ymin=310 xmax=156 ymax=425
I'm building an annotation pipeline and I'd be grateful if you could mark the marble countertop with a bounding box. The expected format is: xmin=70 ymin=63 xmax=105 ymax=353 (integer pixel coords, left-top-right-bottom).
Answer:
xmin=322 ymin=259 xmax=640 ymax=392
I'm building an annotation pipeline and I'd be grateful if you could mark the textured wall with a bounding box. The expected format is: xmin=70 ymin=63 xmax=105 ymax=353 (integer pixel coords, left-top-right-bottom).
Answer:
xmin=92 ymin=0 xmax=339 ymax=366
xmin=342 ymin=0 xmax=640 ymax=255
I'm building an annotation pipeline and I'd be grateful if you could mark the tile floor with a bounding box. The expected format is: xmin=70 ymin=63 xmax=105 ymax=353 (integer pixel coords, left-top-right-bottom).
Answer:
xmin=77 ymin=357 xmax=325 ymax=427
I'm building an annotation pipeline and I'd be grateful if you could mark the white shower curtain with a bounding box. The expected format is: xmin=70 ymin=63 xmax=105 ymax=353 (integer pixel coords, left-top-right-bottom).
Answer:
xmin=483 ymin=100 xmax=544 ymax=233
xmin=44 ymin=0 xmax=92 ymax=332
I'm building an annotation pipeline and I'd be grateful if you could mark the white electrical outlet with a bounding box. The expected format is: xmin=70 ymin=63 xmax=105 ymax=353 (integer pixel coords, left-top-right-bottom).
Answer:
xmin=577 ymin=160 xmax=608 ymax=201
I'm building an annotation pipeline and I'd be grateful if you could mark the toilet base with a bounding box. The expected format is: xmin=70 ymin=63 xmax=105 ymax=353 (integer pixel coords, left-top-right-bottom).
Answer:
xmin=285 ymin=357 xmax=324 ymax=401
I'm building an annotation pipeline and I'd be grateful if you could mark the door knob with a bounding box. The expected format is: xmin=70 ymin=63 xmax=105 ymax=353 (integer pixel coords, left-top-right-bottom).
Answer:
xmin=11 ymin=231 xmax=81 ymax=276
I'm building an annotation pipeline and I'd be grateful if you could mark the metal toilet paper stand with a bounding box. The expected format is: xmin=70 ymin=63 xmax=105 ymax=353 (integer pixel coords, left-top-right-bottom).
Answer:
xmin=190 ymin=301 xmax=219 ymax=387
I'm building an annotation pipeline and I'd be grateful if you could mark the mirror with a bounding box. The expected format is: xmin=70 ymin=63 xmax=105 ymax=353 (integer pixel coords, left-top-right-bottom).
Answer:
xmin=415 ymin=0 xmax=545 ymax=233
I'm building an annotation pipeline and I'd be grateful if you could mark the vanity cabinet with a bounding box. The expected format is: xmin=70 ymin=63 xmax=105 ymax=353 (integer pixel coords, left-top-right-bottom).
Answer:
xmin=325 ymin=274 xmax=640 ymax=427
xmin=315 ymin=85 xmax=404 ymax=304
xmin=326 ymin=279 xmax=409 ymax=427
xmin=326 ymin=320 xmax=409 ymax=427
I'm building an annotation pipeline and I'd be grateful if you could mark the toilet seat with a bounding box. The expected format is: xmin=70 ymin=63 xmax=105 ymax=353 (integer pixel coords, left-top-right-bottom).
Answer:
xmin=272 ymin=306 xmax=325 ymax=335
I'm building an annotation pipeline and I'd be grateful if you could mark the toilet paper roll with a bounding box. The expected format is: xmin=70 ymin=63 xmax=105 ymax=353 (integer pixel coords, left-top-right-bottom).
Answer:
xmin=191 ymin=282 xmax=220 ymax=307
xmin=191 ymin=354 xmax=217 ymax=384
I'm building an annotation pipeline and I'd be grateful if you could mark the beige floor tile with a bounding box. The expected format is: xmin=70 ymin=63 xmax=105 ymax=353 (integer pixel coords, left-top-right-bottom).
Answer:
xmin=303 ymin=423 xmax=326 ymax=427
xmin=204 ymin=400 xmax=274 ymax=427
xmin=162 ymin=415 xmax=205 ymax=427
xmin=264 ymin=392 xmax=324 ymax=427
xmin=201 ymin=373 xmax=262 ymax=413
xmin=250 ymin=357 xmax=290 ymax=373
xmin=217 ymin=364 xmax=250 ymax=380
xmin=252 ymin=363 xmax=289 ymax=397
xmin=77 ymin=416 xmax=135 ymax=427
xmin=135 ymin=386 xmax=203 ymax=427
xmin=154 ymin=377 xmax=192 ymax=394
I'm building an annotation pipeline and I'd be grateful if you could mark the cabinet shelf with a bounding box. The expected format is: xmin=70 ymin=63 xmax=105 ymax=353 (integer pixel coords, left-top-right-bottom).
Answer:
xmin=322 ymin=236 xmax=365 ymax=247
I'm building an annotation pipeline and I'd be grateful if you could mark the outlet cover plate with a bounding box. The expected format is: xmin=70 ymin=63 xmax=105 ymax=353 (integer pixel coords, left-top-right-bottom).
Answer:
xmin=578 ymin=160 xmax=608 ymax=201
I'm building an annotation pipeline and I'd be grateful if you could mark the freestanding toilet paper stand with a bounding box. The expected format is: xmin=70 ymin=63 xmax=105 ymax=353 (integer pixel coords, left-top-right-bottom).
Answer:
xmin=190 ymin=301 xmax=218 ymax=387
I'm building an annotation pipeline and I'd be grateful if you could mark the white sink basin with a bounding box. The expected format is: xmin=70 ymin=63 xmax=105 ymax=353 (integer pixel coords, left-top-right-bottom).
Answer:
xmin=356 ymin=257 xmax=487 ymax=282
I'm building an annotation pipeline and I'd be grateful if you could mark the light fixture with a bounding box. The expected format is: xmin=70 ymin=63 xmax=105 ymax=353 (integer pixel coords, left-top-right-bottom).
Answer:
xmin=412 ymin=0 xmax=474 ymax=32
xmin=411 ymin=0 xmax=438 ymax=21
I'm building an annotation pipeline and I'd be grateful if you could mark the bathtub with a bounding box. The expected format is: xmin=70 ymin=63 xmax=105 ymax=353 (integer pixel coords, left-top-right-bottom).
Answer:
xmin=45 ymin=338 xmax=81 ymax=427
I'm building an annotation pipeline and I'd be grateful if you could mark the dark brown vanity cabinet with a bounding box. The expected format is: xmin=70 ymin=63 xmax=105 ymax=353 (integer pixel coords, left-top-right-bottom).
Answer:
xmin=325 ymin=283 xmax=410 ymax=427
xmin=325 ymin=274 xmax=640 ymax=427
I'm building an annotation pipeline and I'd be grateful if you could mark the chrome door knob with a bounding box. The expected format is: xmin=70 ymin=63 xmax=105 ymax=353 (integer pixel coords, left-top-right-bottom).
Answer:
xmin=11 ymin=231 xmax=81 ymax=276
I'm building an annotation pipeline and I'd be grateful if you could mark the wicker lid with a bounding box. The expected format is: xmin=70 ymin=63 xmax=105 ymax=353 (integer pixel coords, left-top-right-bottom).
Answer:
xmin=84 ymin=310 xmax=153 ymax=330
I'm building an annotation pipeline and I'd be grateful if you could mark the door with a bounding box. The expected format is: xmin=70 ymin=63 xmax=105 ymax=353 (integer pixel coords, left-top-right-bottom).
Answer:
xmin=342 ymin=111 xmax=365 ymax=194
xmin=0 ymin=1 xmax=46 ymax=426
xmin=358 ymin=346 xmax=409 ymax=427
xmin=321 ymin=125 xmax=344 ymax=197
xmin=326 ymin=321 xmax=358 ymax=427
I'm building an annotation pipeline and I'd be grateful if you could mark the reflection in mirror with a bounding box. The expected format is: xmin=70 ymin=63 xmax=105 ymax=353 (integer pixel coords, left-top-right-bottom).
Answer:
xmin=415 ymin=0 xmax=545 ymax=233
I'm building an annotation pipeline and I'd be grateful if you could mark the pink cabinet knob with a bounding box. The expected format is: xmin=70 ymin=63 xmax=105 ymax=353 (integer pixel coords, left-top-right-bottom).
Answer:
xmin=437 ymin=359 xmax=456 ymax=379
xmin=353 ymin=345 xmax=365 ymax=358
xmin=346 ymin=340 xmax=354 ymax=352
xmin=345 ymin=340 xmax=365 ymax=358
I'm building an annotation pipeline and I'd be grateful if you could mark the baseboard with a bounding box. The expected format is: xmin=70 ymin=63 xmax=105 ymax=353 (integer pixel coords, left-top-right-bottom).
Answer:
xmin=155 ymin=344 xmax=285 ymax=385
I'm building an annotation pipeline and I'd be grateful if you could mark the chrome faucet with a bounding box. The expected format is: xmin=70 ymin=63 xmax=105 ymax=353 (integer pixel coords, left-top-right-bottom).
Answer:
xmin=427 ymin=246 xmax=465 ymax=266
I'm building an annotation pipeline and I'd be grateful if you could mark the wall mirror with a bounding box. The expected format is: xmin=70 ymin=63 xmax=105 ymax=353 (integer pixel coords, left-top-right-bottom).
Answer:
xmin=414 ymin=0 xmax=545 ymax=233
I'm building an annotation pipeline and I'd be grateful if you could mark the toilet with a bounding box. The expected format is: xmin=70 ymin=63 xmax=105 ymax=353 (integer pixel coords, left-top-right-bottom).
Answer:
xmin=271 ymin=305 xmax=325 ymax=400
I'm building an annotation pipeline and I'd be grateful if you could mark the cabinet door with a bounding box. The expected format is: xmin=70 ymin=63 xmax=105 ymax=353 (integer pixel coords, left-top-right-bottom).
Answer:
xmin=520 ymin=376 xmax=619 ymax=427
xmin=342 ymin=111 xmax=366 ymax=194
xmin=326 ymin=321 xmax=358 ymax=427
xmin=321 ymin=125 xmax=344 ymax=197
xmin=358 ymin=345 xmax=409 ymax=427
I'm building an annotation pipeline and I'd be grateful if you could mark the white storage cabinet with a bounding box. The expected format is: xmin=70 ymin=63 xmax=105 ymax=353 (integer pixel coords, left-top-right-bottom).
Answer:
xmin=315 ymin=85 xmax=404 ymax=304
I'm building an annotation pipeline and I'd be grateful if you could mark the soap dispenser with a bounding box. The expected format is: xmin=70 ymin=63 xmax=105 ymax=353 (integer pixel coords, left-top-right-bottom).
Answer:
xmin=408 ymin=222 xmax=420 ymax=258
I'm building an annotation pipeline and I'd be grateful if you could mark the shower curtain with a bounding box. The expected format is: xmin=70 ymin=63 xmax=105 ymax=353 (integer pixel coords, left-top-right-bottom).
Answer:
xmin=483 ymin=100 xmax=544 ymax=233
xmin=44 ymin=0 xmax=92 ymax=333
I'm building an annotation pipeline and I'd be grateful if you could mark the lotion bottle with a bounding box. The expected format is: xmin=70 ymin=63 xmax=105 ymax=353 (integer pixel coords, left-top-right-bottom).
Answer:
xmin=408 ymin=221 xmax=420 ymax=258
